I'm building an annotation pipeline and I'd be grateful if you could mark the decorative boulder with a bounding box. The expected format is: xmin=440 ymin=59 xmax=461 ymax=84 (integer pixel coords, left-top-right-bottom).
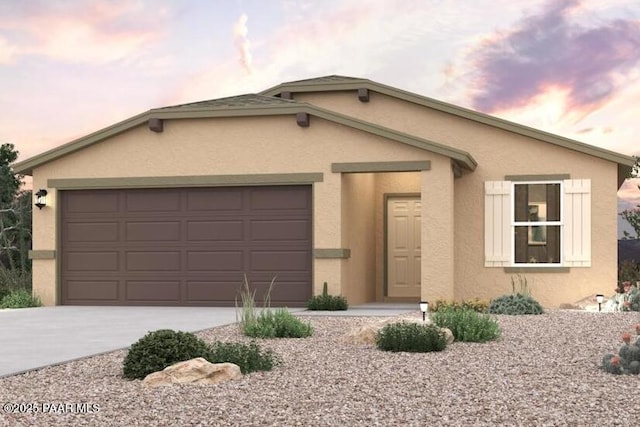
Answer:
xmin=341 ymin=316 xmax=454 ymax=346
xmin=142 ymin=357 xmax=242 ymax=387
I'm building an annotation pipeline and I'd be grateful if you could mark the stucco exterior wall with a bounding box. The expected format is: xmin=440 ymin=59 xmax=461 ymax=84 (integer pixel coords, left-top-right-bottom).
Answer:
xmin=341 ymin=173 xmax=376 ymax=303
xmin=296 ymin=91 xmax=619 ymax=307
xmin=30 ymin=115 xmax=441 ymax=305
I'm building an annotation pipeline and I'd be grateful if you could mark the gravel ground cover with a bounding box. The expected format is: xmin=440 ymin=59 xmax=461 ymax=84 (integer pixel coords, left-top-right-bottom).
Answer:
xmin=1 ymin=309 xmax=640 ymax=427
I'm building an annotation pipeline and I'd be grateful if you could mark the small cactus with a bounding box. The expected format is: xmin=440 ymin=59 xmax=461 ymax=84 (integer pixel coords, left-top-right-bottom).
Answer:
xmin=635 ymin=324 xmax=640 ymax=335
xmin=627 ymin=344 xmax=640 ymax=363
xmin=601 ymin=329 xmax=640 ymax=375
xmin=602 ymin=355 xmax=624 ymax=375
xmin=628 ymin=360 xmax=640 ymax=375
xmin=620 ymin=344 xmax=631 ymax=361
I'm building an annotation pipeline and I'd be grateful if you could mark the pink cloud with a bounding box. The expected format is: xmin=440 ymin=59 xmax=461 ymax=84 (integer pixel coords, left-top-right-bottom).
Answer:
xmin=0 ymin=36 xmax=17 ymax=63
xmin=0 ymin=1 xmax=166 ymax=64
xmin=233 ymin=14 xmax=254 ymax=75
xmin=618 ymin=178 xmax=640 ymax=209
xmin=465 ymin=0 xmax=640 ymax=120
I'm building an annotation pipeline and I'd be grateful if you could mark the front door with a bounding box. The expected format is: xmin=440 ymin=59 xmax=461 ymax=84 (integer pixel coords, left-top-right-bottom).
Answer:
xmin=386 ymin=196 xmax=421 ymax=298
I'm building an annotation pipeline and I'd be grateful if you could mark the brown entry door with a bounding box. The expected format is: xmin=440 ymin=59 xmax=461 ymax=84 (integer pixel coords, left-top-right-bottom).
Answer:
xmin=60 ymin=186 xmax=312 ymax=306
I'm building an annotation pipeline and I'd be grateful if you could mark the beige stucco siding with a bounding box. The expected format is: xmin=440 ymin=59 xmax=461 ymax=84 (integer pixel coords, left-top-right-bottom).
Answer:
xmin=296 ymin=91 xmax=619 ymax=307
xmin=31 ymin=114 xmax=445 ymax=305
xmin=341 ymin=173 xmax=376 ymax=303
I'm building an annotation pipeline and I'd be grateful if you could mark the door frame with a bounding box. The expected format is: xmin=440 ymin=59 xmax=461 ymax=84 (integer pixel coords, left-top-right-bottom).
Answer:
xmin=383 ymin=192 xmax=421 ymax=299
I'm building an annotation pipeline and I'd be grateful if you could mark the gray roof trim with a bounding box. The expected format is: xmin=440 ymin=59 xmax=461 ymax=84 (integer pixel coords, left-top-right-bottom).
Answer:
xmin=261 ymin=77 xmax=635 ymax=169
xmin=14 ymin=99 xmax=477 ymax=175
xmin=48 ymin=173 xmax=324 ymax=189
xmin=310 ymin=107 xmax=477 ymax=171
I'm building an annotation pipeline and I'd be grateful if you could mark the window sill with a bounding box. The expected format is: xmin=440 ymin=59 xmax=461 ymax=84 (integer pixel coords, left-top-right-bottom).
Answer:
xmin=504 ymin=267 xmax=570 ymax=273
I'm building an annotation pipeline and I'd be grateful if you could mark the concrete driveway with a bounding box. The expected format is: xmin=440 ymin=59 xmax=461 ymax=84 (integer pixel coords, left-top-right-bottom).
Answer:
xmin=0 ymin=306 xmax=242 ymax=378
xmin=0 ymin=303 xmax=416 ymax=378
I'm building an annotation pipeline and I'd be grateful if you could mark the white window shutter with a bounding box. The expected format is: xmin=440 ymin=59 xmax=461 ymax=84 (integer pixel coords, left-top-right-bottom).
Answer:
xmin=563 ymin=179 xmax=591 ymax=267
xmin=484 ymin=181 xmax=512 ymax=267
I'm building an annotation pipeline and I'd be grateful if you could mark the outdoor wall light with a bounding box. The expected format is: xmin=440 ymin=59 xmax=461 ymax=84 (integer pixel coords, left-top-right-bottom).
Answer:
xmin=35 ymin=189 xmax=48 ymax=209
xmin=596 ymin=294 xmax=604 ymax=312
xmin=419 ymin=301 xmax=429 ymax=321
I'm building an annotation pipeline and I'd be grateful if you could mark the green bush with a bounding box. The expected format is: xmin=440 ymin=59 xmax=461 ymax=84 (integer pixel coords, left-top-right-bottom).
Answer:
xmin=0 ymin=288 xmax=41 ymax=308
xmin=376 ymin=321 xmax=447 ymax=353
xmin=307 ymin=282 xmax=348 ymax=311
xmin=122 ymin=329 xmax=213 ymax=380
xmin=0 ymin=268 xmax=32 ymax=302
xmin=209 ymin=341 xmax=281 ymax=374
xmin=433 ymin=298 xmax=489 ymax=313
xmin=243 ymin=308 xmax=313 ymax=338
xmin=431 ymin=307 xmax=501 ymax=342
xmin=487 ymin=294 xmax=544 ymax=315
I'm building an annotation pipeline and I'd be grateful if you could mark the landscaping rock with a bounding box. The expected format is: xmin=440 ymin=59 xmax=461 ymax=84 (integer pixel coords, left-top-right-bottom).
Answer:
xmin=142 ymin=357 xmax=242 ymax=387
xmin=341 ymin=316 xmax=454 ymax=345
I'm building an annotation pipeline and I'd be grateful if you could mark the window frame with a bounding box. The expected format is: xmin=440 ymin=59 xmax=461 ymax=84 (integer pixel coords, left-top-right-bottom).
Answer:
xmin=510 ymin=180 xmax=564 ymax=267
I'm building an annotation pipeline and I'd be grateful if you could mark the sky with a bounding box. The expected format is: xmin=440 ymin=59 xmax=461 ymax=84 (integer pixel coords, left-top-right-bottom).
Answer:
xmin=0 ymin=0 xmax=639 ymax=234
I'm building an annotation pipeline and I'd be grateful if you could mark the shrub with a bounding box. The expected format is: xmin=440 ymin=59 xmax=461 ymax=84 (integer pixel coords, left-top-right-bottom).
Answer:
xmin=432 ymin=298 xmax=489 ymax=313
xmin=376 ymin=321 xmax=447 ymax=353
xmin=209 ymin=341 xmax=281 ymax=374
xmin=0 ymin=288 xmax=41 ymax=308
xmin=487 ymin=294 xmax=544 ymax=315
xmin=307 ymin=282 xmax=348 ymax=311
xmin=236 ymin=275 xmax=273 ymax=328
xmin=243 ymin=308 xmax=313 ymax=338
xmin=431 ymin=307 xmax=501 ymax=343
xmin=237 ymin=275 xmax=313 ymax=338
xmin=122 ymin=329 xmax=213 ymax=380
xmin=601 ymin=329 xmax=640 ymax=375
xmin=618 ymin=259 xmax=640 ymax=284
xmin=0 ymin=269 xmax=32 ymax=302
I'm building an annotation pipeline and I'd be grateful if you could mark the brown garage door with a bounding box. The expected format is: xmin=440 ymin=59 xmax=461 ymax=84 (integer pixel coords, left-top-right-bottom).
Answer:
xmin=60 ymin=186 xmax=312 ymax=306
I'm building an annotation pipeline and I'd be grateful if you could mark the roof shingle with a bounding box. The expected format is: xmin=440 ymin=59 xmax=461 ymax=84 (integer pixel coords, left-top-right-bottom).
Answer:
xmin=156 ymin=94 xmax=300 ymax=111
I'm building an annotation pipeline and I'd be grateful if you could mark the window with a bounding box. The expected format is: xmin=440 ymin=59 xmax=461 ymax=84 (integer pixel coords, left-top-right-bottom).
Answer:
xmin=485 ymin=179 xmax=591 ymax=268
xmin=513 ymin=182 xmax=561 ymax=265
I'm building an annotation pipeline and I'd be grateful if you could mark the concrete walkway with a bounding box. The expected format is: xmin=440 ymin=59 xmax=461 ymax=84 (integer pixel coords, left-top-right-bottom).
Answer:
xmin=0 ymin=304 xmax=415 ymax=378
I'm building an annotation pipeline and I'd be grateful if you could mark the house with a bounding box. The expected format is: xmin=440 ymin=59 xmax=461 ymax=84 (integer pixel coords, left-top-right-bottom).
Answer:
xmin=15 ymin=75 xmax=635 ymax=308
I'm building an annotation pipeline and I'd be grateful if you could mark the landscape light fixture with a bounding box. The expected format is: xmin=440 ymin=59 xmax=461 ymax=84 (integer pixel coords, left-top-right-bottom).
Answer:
xmin=35 ymin=189 xmax=48 ymax=210
xmin=419 ymin=301 xmax=429 ymax=322
xmin=596 ymin=294 xmax=604 ymax=312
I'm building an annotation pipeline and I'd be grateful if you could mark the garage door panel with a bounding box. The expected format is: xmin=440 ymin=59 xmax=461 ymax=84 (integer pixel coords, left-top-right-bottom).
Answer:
xmin=62 ymin=186 xmax=311 ymax=306
xmin=66 ymin=222 xmax=119 ymax=242
xmin=250 ymin=220 xmax=310 ymax=241
xmin=187 ymin=220 xmax=244 ymax=241
xmin=126 ymin=251 xmax=181 ymax=271
xmin=126 ymin=190 xmax=181 ymax=212
xmin=64 ymin=192 xmax=119 ymax=214
xmin=248 ymin=278 xmax=311 ymax=303
xmin=125 ymin=221 xmax=181 ymax=241
xmin=250 ymin=187 xmax=310 ymax=210
xmin=65 ymin=280 xmax=119 ymax=301
xmin=187 ymin=251 xmax=244 ymax=271
xmin=187 ymin=189 xmax=243 ymax=211
xmin=186 ymin=280 xmax=239 ymax=302
xmin=250 ymin=250 xmax=310 ymax=271
xmin=126 ymin=281 xmax=181 ymax=301
xmin=66 ymin=252 xmax=119 ymax=271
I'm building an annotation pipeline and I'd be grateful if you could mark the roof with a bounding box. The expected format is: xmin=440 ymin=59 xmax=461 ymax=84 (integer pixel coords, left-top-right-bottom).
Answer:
xmin=155 ymin=94 xmax=299 ymax=110
xmin=261 ymin=75 xmax=636 ymax=179
xmin=14 ymin=94 xmax=477 ymax=175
